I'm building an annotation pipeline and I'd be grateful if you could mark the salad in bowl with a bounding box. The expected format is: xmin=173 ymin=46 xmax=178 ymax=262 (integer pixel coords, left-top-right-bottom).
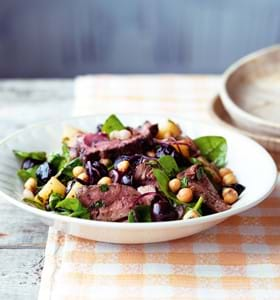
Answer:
xmin=13 ymin=114 xmax=245 ymax=223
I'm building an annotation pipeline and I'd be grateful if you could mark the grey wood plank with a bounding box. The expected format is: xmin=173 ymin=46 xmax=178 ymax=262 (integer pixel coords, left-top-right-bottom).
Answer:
xmin=0 ymin=198 xmax=48 ymax=248
xmin=0 ymin=249 xmax=44 ymax=300
xmin=0 ymin=79 xmax=73 ymax=300
xmin=0 ymin=80 xmax=73 ymax=248
xmin=0 ymin=79 xmax=73 ymax=138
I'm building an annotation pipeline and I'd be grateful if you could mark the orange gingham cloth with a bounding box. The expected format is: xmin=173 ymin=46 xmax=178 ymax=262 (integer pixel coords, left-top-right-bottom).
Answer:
xmin=39 ymin=75 xmax=280 ymax=300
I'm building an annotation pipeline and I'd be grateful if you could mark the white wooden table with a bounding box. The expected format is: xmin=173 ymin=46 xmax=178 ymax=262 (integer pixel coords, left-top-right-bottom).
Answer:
xmin=0 ymin=80 xmax=73 ymax=300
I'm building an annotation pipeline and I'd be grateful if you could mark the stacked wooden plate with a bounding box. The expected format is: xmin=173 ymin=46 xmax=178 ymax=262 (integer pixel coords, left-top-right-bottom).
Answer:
xmin=210 ymin=45 xmax=280 ymax=169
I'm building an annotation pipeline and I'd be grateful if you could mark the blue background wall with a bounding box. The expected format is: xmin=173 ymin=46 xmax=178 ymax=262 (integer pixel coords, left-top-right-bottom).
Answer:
xmin=0 ymin=0 xmax=280 ymax=77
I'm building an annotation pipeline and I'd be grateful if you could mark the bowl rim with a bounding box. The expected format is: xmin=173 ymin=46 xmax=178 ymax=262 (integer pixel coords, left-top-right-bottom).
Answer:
xmin=220 ymin=44 xmax=280 ymax=132
xmin=209 ymin=95 xmax=280 ymax=144
xmin=0 ymin=113 xmax=278 ymax=230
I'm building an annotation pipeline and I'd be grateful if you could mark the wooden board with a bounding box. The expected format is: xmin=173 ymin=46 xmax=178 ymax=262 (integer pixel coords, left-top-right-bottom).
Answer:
xmin=210 ymin=95 xmax=280 ymax=169
xmin=0 ymin=79 xmax=73 ymax=300
xmin=220 ymin=45 xmax=280 ymax=137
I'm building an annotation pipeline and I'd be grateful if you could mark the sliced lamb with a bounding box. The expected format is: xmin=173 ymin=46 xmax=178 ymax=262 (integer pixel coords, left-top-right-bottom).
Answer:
xmin=72 ymin=122 xmax=158 ymax=161
xmin=177 ymin=164 xmax=230 ymax=212
xmin=77 ymin=183 xmax=141 ymax=221
xmin=133 ymin=163 xmax=157 ymax=187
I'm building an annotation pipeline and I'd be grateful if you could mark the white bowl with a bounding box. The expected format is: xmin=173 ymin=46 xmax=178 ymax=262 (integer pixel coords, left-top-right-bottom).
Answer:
xmin=0 ymin=114 xmax=277 ymax=244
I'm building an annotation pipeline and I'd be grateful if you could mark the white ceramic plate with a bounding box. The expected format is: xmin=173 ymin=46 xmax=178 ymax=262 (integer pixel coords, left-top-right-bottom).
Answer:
xmin=0 ymin=114 xmax=277 ymax=244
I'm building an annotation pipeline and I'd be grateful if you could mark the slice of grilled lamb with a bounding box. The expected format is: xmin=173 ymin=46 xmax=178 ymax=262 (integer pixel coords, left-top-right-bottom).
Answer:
xmin=72 ymin=121 xmax=158 ymax=161
xmin=177 ymin=164 xmax=230 ymax=212
xmin=77 ymin=183 xmax=141 ymax=221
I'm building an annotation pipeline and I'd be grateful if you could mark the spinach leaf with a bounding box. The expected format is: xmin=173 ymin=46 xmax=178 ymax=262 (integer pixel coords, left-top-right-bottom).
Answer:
xmin=57 ymin=158 xmax=83 ymax=183
xmin=13 ymin=150 xmax=46 ymax=161
xmin=62 ymin=143 xmax=70 ymax=161
xmin=158 ymin=155 xmax=179 ymax=178
xmin=23 ymin=197 xmax=45 ymax=210
xmin=152 ymin=156 xmax=180 ymax=204
xmin=128 ymin=211 xmax=135 ymax=223
xmin=153 ymin=168 xmax=180 ymax=204
xmin=189 ymin=157 xmax=202 ymax=165
xmin=56 ymin=197 xmax=81 ymax=211
xmin=128 ymin=205 xmax=151 ymax=223
xmin=17 ymin=165 xmax=39 ymax=182
xmin=48 ymin=143 xmax=71 ymax=172
xmin=102 ymin=114 xmax=125 ymax=134
xmin=69 ymin=210 xmax=90 ymax=218
xmin=49 ymin=193 xmax=63 ymax=210
xmin=194 ymin=136 xmax=227 ymax=167
xmin=48 ymin=153 xmax=67 ymax=171
xmin=55 ymin=197 xmax=90 ymax=219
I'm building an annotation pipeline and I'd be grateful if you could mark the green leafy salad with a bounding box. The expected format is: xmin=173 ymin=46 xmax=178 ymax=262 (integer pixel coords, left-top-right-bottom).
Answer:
xmin=13 ymin=115 xmax=245 ymax=222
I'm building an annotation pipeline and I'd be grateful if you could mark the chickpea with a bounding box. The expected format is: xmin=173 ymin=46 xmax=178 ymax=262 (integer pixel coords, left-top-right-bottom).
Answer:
xmin=168 ymin=178 xmax=181 ymax=193
xmin=183 ymin=209 xmax=200 ymax=220
xmin=97 ymin=176 xmax=112 ymax=185
xmin=23 ymin=188 xmax=35 ymax=200
xmin=109 ymin=130 xmax=118 ymax=140
xmin=219 ymin=168 xmax=232 ymax=177
xmin=146 ymin=150 xmax=156 ymax=158
xmin=77 ymin=172 xmax=89 ymax=182
xmin=222 ymin=173 xmax=237 ymax=185
xmin=24 ymin=177 xmax=37 ymax=192
xmin=222 ymin=187 xmax=238 ymax=204
xmin=117 ymin=160 xmax=130 ymax=173
xmin=100 ymin=158 xmax=112 ymax=167
xmin=176 ymin=188 xmax=193 ymax=203
xmin=118 ymin=129 xmax=132 ymax=140
xmin=72 ymin=166 xmax=86 ymax=178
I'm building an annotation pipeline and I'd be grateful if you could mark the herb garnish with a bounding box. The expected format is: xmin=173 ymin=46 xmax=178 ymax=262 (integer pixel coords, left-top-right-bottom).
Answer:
xmin=180 ymin=177 xmax=188 ymax=188
xmin=94 ymin=200 xmax=105 ymax=208
xmin=196 ymin=167 xmax=204 ymax=180
xmin=99 ymin=184 xmax=109 ymax=192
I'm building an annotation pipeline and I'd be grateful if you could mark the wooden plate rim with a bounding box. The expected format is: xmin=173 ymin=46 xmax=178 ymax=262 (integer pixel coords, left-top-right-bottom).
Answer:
xmin=220 ymin=44 xmax=280 ymax=132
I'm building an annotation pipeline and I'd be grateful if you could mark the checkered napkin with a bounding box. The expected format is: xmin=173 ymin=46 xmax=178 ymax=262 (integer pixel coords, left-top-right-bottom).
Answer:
xmin=39 ymin=75 xmax=280 ymax=300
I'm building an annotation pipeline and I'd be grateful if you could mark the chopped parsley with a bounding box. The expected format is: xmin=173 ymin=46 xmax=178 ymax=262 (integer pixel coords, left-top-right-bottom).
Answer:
xmin=196 ymin=167 xmax=204 ymax=180
xmin=99 ymin=184 xmax=109 ymax=192
xmin=180 ymin=176 xmax=188 ymax=188
xmin=94 ymin=200 xmax=105 ymax=208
